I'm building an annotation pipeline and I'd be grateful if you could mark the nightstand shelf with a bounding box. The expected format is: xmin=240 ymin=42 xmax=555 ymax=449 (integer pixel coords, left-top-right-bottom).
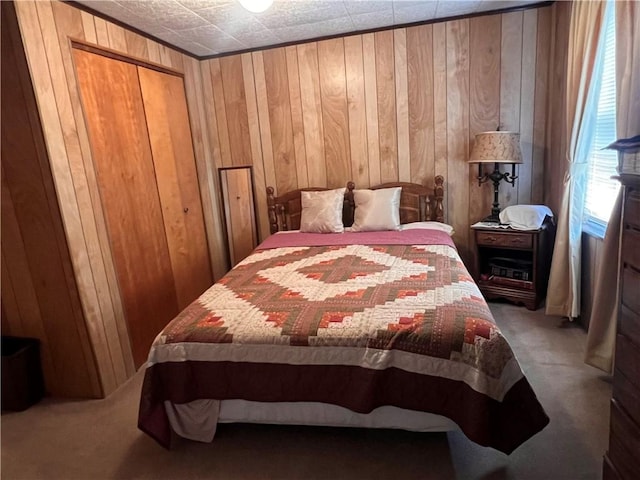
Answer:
xmin=473 ymin=221 xmax=554 ymax=310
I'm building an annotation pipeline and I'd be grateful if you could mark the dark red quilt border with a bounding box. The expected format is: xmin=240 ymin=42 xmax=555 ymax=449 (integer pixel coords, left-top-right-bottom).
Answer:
xmin=138 ymin=361 xmax=549 ymax=454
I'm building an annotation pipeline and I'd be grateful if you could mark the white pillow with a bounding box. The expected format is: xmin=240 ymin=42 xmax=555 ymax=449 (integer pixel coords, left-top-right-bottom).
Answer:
xmin=351 ymin=187 xmax=401 ymax=232
xmin=401 ymin=221 xmax=455 ymax=236
xmin=300 ymin=188 xmax=346 ymax=233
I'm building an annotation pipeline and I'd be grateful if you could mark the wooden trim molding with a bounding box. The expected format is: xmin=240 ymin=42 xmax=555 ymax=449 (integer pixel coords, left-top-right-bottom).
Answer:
xmin=70 ymin=39 xmax=183 ymax=76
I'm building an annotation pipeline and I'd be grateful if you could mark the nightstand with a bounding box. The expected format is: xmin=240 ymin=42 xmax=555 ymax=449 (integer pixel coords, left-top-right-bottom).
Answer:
xmin=472 ymin=221 xmax=554 ymax=310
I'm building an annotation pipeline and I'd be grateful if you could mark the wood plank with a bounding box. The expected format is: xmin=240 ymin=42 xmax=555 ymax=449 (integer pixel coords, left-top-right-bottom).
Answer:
xmin=159 ymin=45 xmax=173 ymax=68
xmin=532 ymin=6 xmax=551 ymax=205
xmin=499 ymin=11 xmax=523 ymax=209
xmin=220 ymin=55 xmax=252 ymax=166
xmin=262 ymin=48 xmax=297 ymax=193
xmin=394 ymin=28 xmax=410 ymax=182
xmin=73 ymin=49 xmax=180 ymax=367
xmin=446 ymin=19 xmax=471 ymax=263
xmin=469 ymin=14 xmax=501 ymax=225
xmin=93 ymin=17 xmax=109 ymax=47
xmin=362 ymin=33 xmax=380 ymax=187
xmin=17 ymin=0 xmax=117 ymax=394
xmin=146 ymin=39 xmax=161 ymax=63
xmin=296 ymin=42 xmax=326 ymax=187
xmin=1 ymin=169 xmax=57 ymax=394
xmin=344 ymin=35 xmax=369 ymax=188
xmin=544 ymin=2 xmax=570 ymax=213
xmin=50 ymin=0 xmax=132 ymax=384
xmin=517 ymin=9 xmax=538 ymax=205
xmin=138 ymin=67 xmax=213 ymax=308
xmin=375 ymin=30 xmax=398 ymax=183
xmin=80 ymin=11 xmax=96 ymax=44
xmin=251 ymin=52 xmax=278 ymax=193
xmin=432 ymin=22 xmax=448 ymax=221
xmin=200 ymin=61 xmax=223 ymax=168
xmin=2 ymin=154 xmax=98 ymax=398
xmin=0 ymin=172 xmax=43 ymax=344
xmin=221 ymin=168 xmax=258 ymax=266
xmin=286 ymin=46 xmax=309 ymax=188
xmin=106 ymin=22 xmax=127 ymax=52
xmin=318 ymin=38 xmax=351 ymax=189
xmin=185 ymin=58 xmax=228 ymax=279
xmin=242 ymin=53 xmax=270 ymax=241
xmin=209 ymin=58 xmax=233 ymax=167
xmin=1 ymin=251 xmax=23 ymax=336
xmin=125 ymin=30 xmax=149 ymax=60
xmin=168 ymin=49 xmax=184 ymax=72
xmin=407 ymin=24 xmax=435 ymax=186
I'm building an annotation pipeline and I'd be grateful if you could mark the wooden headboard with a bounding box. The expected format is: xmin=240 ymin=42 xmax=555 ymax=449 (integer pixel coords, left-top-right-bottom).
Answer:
xmin=267 ymin=175 xmax=445 ymax=233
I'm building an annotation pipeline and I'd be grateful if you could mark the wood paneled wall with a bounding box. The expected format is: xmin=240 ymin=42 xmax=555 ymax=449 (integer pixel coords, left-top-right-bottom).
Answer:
xmin=200 ymin=5 xmax=553 ymax=265
xmin=1 ymin=1 xmax=101 ymax=397
xmin=10 ymin=0 xmax=226 ymax=396
xmin=543 ymin=1 xmax=572 ymax=216
xmin=9 ymin=0 xmax=561 ymax=396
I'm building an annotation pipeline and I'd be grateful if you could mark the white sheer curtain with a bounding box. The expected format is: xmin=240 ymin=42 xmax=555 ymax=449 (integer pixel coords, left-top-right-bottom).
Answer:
xmin=545 ymin=0 xmax=610 ymax=319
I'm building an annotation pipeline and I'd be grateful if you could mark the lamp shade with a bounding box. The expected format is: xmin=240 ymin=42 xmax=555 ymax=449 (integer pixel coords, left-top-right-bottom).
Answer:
xmin=469 ymin=131 xmax=523 ymax=164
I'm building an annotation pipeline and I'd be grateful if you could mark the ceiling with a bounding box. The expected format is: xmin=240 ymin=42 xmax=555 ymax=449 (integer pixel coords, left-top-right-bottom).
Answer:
xmin=76 ymin=0 xmax=542 ymax=58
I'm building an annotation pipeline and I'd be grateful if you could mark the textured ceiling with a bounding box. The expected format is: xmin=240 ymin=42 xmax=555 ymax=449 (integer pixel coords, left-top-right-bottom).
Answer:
xmin=76 ymin=0 xmax=541 ymax=57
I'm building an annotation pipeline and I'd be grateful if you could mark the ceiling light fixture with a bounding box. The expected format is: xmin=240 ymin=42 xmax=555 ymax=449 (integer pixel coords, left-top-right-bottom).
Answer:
xmin=238 ymin=0 xmax=273 ymax=13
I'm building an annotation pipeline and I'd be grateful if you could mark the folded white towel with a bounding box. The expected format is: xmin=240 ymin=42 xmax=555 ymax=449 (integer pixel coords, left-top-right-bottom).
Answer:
xmin=499 ymin=205 xmax=553 ymax=230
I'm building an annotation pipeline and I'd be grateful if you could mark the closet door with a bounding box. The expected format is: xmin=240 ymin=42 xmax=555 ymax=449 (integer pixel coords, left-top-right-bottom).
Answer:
xmin=137 ymin=67 xmax=212 ymax=308
xmin=73 ymin=49 xmax=179 ymax=367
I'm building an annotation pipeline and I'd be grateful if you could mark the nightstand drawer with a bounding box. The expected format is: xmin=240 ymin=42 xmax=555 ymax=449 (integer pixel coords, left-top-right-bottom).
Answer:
xmin=476 ymin=231 xmax=533 ymax=248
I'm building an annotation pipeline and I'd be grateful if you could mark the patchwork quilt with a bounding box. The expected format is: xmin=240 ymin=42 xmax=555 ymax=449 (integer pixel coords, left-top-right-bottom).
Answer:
xmin=138 ymin=230 xmax=548 ymax=454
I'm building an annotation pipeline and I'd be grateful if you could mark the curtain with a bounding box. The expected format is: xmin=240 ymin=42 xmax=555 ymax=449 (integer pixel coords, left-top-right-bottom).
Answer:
xmin=545 ymin=0 xmax=609 ymax=319
xmin=585 ymin=0 xmax=640 ymax=373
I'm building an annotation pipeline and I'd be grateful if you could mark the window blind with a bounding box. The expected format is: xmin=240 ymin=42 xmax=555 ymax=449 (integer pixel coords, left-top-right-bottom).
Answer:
xmin=584 ymin=3 xmax=618 ymax=227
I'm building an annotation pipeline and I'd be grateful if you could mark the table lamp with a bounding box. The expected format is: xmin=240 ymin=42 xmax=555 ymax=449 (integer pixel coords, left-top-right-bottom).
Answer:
xmin=469 ymin=131 xmax=523 ymax=222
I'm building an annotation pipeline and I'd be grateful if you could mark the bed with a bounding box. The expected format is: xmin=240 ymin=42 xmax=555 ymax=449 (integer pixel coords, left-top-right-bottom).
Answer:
xmin=138 ymin=177 xmax=549 ymax=454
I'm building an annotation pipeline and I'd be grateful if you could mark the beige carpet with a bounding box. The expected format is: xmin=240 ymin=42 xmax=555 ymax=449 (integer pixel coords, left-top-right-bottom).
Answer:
xmin=1 ymin=302 xmax=611 ymax=480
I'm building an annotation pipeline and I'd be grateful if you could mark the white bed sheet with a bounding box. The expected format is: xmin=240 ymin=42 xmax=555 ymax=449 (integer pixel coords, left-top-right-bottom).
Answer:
xmin=165 ymin=399 xmax=459 ymax=443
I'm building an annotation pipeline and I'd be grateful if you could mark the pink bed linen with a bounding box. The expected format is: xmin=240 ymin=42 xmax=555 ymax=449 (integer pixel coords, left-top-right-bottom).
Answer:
xmin=256 ymin=229 xmax=456 ymax=251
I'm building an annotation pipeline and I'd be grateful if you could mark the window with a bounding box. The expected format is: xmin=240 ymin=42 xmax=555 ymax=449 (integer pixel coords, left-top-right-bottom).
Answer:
xmin=583 ymin=1 xmax=618 ymax=238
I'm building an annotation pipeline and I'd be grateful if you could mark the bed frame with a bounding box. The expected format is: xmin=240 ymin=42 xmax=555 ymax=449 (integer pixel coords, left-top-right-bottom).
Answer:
xmin=266 ymin=176 xmax=445 ymax=234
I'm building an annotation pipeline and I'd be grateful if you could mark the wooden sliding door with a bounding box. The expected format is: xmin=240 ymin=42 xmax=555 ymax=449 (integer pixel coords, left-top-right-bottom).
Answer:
xmin=138 ymin=68 xmax=212 ymax=308
xmin=73 ymin=48 xmax=211 ymax=366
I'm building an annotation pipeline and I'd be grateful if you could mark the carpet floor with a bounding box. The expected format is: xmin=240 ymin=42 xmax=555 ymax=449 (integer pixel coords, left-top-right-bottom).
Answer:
xmin=1 ymin=301 xmax=612 ymax=480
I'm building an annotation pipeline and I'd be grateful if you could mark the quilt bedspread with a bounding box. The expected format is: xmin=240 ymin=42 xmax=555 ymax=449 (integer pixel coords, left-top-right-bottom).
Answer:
xmin=139 ymin=240 xmax=549 ymax=454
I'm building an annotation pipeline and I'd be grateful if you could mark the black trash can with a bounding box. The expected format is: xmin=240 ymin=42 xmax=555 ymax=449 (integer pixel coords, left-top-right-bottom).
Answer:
xmin=1 ymin=336 xmax=45 ymax=411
